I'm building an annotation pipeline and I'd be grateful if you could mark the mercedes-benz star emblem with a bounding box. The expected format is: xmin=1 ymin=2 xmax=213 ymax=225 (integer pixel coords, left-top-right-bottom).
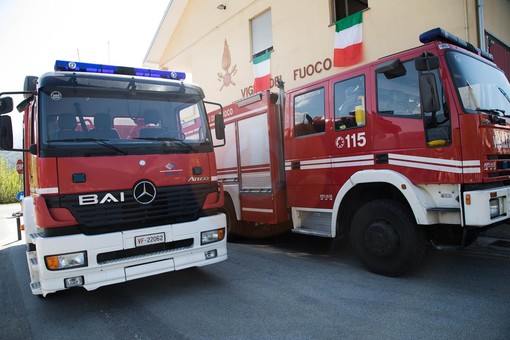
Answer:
xmin=133 ymin=181 xmax=157 ymax=205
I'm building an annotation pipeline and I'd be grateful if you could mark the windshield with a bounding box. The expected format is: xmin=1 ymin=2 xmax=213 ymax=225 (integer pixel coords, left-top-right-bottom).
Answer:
xmin=38 ymin=74 xmax=212 ymax=157
xmin=446 ymin=51 xmax=510 ymax=115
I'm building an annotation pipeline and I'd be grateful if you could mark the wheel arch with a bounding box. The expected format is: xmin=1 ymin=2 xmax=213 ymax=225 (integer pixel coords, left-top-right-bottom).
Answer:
xmin=222 ymin=183 xmax=241 ymax=221
xmin=332 ymin=170 xmax=431 ymax=235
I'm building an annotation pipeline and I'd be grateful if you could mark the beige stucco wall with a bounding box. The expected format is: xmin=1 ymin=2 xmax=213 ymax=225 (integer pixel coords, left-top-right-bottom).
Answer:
xmin=484 ymin=0 xmax=510 ymax=44
xmin=150 ymin=0 xmax=508 ymax=105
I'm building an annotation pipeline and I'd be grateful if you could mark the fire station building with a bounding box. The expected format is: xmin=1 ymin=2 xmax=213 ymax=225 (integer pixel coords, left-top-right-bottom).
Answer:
xmin=144 ymin=0 xmax=510 ymax=105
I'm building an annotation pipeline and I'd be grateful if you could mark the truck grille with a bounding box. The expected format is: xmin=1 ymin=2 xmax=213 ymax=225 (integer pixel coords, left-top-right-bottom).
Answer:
xmin=46 ymin=183 xmax=217 ymax=234
xmin=97 ymin=238 xmax=194 ymax=264
xmin=487 ymin=155 xmax=510 ymax=178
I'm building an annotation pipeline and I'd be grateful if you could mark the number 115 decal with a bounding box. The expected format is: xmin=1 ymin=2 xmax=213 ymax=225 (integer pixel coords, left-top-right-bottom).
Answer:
xmin=335 ymin=132 xmax=367 ymax=149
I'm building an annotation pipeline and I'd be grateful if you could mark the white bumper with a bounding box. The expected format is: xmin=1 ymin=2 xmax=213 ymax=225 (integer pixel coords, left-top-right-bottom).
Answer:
xmin=28 ymin=213 xmax=227 ymax=296
xmin=464 ymin=186 xmax=510 ymax=226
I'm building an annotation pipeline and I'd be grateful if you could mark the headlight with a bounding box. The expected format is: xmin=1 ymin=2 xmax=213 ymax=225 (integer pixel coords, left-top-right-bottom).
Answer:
xmin=490 ymin=198 xmax=501 ymax=218
xmin=45 ymin=251 xmax=87 ymax=270
xmin=201 ymin=228 xmax=225 ymax=245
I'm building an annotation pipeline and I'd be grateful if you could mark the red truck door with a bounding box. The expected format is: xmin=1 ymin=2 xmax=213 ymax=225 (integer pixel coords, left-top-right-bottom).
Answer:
xmin=370 ymin=54 xmax=460 ymax=184
xmin=327 ymin=72 xmax=372 ymax=190
xmin=284 ymin=81 xmax=333 ymax=209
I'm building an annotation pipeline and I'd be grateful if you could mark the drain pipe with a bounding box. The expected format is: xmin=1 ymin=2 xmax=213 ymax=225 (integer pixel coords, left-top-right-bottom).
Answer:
xmin=477 ymin=0 xmax=485 ymax=51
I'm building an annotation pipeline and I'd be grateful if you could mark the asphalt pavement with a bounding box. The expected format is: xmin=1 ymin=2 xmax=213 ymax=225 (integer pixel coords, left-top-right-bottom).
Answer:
xmin=1 ymin=227 xmax=510 ymax=339
xmin=1 ymin=203 xmax=510 ymax=339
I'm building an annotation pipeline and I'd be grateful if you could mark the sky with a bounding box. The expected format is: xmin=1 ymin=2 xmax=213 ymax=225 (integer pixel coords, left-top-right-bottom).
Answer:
xmin=0 ymin=0 xmax=169 ymax=91
xmin=0 ymin=0 xmax=169 ymax=145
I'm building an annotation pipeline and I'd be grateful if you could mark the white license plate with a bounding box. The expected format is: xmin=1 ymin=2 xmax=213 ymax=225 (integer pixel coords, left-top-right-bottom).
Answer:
xmin=135 ymin=232 xmax=165 ymax=247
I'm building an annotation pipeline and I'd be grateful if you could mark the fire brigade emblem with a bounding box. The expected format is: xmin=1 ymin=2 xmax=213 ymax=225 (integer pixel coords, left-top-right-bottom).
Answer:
xmin=335 ymin=136 xmax=345 ymax=149
xmin=218 ymin=39 xmax=237 ymax=91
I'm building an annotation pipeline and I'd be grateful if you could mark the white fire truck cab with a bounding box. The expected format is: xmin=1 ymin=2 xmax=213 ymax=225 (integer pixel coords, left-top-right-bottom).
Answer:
xmin=210 ymin=28 xmax=510 ymax=276
xmin=0 ymin=60 xmax=227 ymax=296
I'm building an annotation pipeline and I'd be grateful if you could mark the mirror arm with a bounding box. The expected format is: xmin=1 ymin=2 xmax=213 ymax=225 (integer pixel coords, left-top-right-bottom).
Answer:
xmin=0 ymin=91 xmax=34 ymax=97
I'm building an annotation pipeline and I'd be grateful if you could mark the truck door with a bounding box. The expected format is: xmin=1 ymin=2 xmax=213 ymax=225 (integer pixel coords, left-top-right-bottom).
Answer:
xmin=371 ymin=59 xmax=427 ymax=153
xmin=328 ymin=73 xmax=372 ymax=190
xmin=371 ymin=56 xmax=457 ymax=183
xmin=285 ymin=81 xmax=332 ymax=209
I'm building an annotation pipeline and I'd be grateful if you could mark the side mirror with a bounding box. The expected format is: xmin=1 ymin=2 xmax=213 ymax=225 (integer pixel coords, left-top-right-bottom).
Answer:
xmin=0 ymin=115 xmax=14 ymax=150
xmin=0 ymin=97 xmax=14 ymax=114
xmin=214 ymin=113 xmax=225 ymax=140
xmin=375 ymin=59 xmax=407 ymax=79
xmin=23 ymin=76 xmax=38 ymax=97
xmin=419 ymin=73 xmax=440 ymax=112
xmin=204 ymin=100 xmax=226 ymax=147
xmin=16 ymin=96 xmax=34 ymax=112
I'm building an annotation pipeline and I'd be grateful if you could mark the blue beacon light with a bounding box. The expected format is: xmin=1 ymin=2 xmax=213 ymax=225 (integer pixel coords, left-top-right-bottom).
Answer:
xmin=54 ymin=60 xmax=186 ymax=81
xmin=419 ymin=28 xmax=493 ymax=61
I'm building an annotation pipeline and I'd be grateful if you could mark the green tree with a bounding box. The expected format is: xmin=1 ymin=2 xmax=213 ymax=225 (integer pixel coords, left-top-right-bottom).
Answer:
xmin=0 ymin=157 xmax=21 ymax=204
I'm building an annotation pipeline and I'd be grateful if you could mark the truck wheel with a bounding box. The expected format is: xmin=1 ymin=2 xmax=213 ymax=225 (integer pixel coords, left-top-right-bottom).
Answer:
xmin=349 ymin=199 xmax=426 ymax=277
xmin=220 ymin=196 xmax=239 ymax=242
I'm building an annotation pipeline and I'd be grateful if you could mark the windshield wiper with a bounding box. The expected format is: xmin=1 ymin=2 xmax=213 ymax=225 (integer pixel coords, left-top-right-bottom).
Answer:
xmin=48 ymin=138 xmax=128 ymax=155
xmin=477 ymin=108 xmax=507 ymax=124
xmin=477 ymin=108 xmax=506 ymax=116
xmin=499 ymin=87 xmax=510 ymax=104
xmin=90 ymin=139 xmax=128 ymax=155
xmin=134 ymin=137 xmax=195 ymax=151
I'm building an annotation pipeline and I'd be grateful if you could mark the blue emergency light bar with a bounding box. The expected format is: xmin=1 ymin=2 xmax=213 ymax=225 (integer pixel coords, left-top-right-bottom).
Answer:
xmin=54 ymin=60 xmax=186 ymax=80
xmin=419 ymin=28 xmax=493 ymax=61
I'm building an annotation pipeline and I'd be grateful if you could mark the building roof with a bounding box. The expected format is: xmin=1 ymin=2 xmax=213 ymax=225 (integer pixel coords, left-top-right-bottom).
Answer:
xmin=144 ymin=0 xmax=188 ymax=67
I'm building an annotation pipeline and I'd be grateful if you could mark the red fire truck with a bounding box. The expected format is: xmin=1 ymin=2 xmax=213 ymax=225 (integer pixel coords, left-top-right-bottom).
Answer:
xmin=210 ymin=28 xmax=510 ymax=276
xmin=0 ymin=60 xmax=227 ymax=296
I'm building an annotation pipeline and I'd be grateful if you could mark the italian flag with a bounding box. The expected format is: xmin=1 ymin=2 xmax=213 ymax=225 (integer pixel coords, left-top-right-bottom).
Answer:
xmin=334 ymin=11 xmax=363 ymax=67
xmin=253 ymin=51 xmax=271 ymax=92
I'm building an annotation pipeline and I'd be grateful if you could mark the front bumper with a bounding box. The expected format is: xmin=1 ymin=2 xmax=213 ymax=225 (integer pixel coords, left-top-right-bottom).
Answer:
xmin=464 ymin=186 xmax=509 ymax=226
xmin=27 ymin=213 xmax=227 ymax=296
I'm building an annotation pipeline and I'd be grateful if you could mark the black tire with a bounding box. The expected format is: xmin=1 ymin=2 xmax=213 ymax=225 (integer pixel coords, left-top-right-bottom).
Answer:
xmin=349 ymin=199 xmax=426 ymax=277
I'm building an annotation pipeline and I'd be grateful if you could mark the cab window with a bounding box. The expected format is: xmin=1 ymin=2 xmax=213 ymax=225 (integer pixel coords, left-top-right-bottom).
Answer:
xmin=376 ymin=58 xmax=451 ymax=146
xmin=294 ymin=88 xmax=326 ymax=137
xmin=334 ymin=75 xmax=365 ymax=130
xmin=377 ymin=61 xmax=421 ymax=118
